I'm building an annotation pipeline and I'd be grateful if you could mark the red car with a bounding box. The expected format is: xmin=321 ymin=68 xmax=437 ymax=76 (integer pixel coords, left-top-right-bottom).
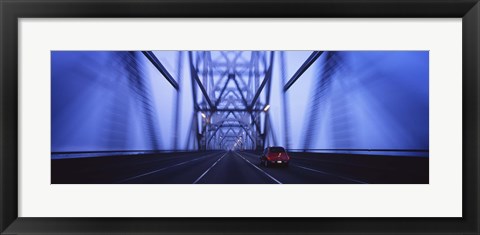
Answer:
xmin=260 ymin=146 xmax=290 ymax=167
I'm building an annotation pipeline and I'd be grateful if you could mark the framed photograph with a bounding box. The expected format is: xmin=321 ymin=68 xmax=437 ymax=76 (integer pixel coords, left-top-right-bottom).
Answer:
xmin=1 ymin=0 xmax=478 ymax=234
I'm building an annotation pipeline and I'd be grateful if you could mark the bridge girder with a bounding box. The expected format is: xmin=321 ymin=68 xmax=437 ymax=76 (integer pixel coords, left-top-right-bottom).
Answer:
xmin=189 ymin=51 xmax=274 ymax=150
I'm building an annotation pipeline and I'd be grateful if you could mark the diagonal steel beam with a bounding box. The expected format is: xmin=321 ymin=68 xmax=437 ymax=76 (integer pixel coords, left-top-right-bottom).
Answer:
xmin=207 ymin=120 xmax=254 ymax=147
xmin=249 ymin=112 xmax=262 ymax=135
xmin=142 ymin=51 xmax=179 ymax=90
xmin=239 ymin=126 xmax=255 ymax=144
xmin=231 ymin=73 xmax=249 ymax=107
xmin=283 ymin=51 xmax=324 ymax=92
xmin=220 ymin=114 xmax=255 ymax=145
xmin=220 ymin=128 xmax=237 ymax=145
xmin=189 ymin=51 xmax=215 ymax=109
xmin=214 ymin=74 xmax=232 ymax=107
xmin=206 ymin=112 xmax=232 ymax=146
xmin=212 ymin=70 xmax=230 ymax=91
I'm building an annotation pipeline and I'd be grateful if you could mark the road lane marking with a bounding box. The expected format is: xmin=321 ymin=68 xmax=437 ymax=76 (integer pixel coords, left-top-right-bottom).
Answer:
xmin=290 ymin=156 xmax=382 ymax=170
xmin=118 ymin=152 xmax=223 ymax=183
xmin=234 ymin=152 xmax=282 ymax=184
xmin=192 ymin=152 xmax=228 ymax=184
xmin=292 ymin=164 xmax=368 ymax=184
xmin=241 ymin=152 xmax=368 ymax=184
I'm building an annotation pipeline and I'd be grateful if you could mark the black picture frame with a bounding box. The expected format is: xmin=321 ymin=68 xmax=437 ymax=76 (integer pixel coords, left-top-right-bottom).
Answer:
xmin=1 ymin=0 xmax=479 ymax=234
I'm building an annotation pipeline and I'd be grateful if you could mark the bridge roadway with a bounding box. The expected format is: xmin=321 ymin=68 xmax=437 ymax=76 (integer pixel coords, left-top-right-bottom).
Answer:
xmin=51 ymin=150 xmax=428 ymax=184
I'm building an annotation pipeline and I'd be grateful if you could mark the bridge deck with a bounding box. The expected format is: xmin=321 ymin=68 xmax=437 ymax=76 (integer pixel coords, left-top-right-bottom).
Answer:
xmin=51 ymin=151 xmax=428 ymax=184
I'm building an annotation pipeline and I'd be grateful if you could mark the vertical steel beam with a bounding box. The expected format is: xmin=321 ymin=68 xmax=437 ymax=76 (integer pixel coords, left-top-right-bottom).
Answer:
xmin=189 ymin=51 xmax=215 ymax=110
xmin=173 ymin=52 xmax=183 ymax=150
xmin=280 ymin=52 xmax=290 ymax=149
xmin=249 ymin=51 xmax=275 ymax=109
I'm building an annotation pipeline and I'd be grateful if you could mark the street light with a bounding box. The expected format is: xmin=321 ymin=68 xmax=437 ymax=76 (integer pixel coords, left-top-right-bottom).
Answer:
xmin=263 ymin=104 xmax=270 ymax=112
xmin=201 ymin=112 xmax=206 ymax=119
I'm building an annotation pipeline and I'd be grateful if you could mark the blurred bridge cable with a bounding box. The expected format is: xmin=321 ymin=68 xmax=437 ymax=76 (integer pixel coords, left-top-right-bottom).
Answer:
xmin=122 ymin=51 xmax=162 ymax=150
xmin=302 ymin=52 xmax=347 ymax=150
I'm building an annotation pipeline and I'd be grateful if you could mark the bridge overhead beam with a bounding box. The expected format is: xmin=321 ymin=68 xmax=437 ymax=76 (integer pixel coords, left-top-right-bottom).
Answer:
xmin=198 ymin=108 xmax=263 ymax=112
xmin=191 ymin=51 xmax=273 ymax=151
xmin=207 ymin=119 xmax=254 ymax=145
xmin=216 ymin=125 xmax=247 ymax=128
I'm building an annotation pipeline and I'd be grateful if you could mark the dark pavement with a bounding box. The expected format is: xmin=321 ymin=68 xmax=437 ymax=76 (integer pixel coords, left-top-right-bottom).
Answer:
xmin=51 ymin=151 xmax=428 ymax=184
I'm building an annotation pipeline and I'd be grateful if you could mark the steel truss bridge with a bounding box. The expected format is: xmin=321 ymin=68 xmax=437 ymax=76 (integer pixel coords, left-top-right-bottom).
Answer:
xmin=143 ymin=50 xmax=331 ymax=151
xmin=51 ymin=50 xmax=429 ymax=184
